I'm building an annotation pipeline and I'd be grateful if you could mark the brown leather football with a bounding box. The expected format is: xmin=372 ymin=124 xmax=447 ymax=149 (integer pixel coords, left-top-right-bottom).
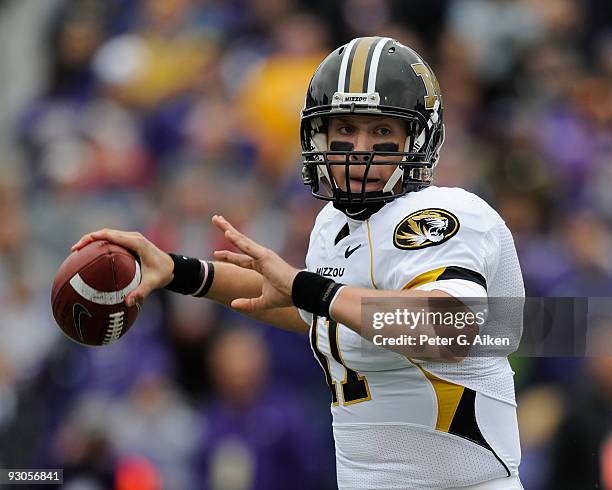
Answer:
xmin=51 ymin=240 xmax=141 ymax=346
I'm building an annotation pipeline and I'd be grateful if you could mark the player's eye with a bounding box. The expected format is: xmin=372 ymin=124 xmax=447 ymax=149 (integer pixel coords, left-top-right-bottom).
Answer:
xmin=337 ymin=125 xmax=354 ymax=136
xmin=375 ymin=126 xmax=392 ymax=137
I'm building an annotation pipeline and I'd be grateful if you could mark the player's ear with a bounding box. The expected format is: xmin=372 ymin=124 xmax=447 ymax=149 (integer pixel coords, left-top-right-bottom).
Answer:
xmin=313 ymin=132 xmax=327 ymax=151
xmin=310 ymin=116 xmax=328 ymax=151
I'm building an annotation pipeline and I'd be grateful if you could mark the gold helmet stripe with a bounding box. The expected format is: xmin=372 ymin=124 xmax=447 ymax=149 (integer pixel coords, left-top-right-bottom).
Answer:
xmin=347 ymin=37 xmax=378 ymax=93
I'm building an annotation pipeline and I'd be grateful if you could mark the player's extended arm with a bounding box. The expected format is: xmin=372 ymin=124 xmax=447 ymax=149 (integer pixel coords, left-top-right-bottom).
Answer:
xmin=213 ymin=216 xmax=473 ymax=361
xmin=327 ymin=286 xmax=472 ymax=360
xmin=290 ymin=277 xmax=470 ymax=360
xmin=70 ymin=229 xmax=308 ymax=334
xmin=327 ymin=287 xmax=447 ymax=326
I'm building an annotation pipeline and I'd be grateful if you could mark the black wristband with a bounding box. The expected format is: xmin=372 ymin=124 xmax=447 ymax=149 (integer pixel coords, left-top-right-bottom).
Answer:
xmin=165 ymin=253 xmax=205 ymax=295
xmin=291 ymin=271 xmax=344 ymax=318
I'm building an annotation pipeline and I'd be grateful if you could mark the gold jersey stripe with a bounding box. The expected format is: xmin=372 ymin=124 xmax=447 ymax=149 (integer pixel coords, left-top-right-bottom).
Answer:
xmin=402 ymin=267 xmax=447 ymax=290
xmin=365 ymin=219 xmax=378 ymax=289
xmin=418 ymin=366 xmax=465 ymax=432
xmin=348 ymin=37 xmax=377 ymax=93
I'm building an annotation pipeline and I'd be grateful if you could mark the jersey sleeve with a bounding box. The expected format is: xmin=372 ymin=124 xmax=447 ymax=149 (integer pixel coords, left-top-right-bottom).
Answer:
xmin=385 ymin=192 xmax=501 ymax=300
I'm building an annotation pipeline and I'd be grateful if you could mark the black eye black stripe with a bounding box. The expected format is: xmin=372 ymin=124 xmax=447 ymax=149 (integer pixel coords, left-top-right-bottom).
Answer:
xmin=372 ymin=142 xmax=399 ymax=152
xmin=330 ymin=141 xmax=354 ymax=151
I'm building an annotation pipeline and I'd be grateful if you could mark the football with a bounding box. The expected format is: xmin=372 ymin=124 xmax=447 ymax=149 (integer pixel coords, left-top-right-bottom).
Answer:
xmin=51 ymin=240 xmax=141 ymax=346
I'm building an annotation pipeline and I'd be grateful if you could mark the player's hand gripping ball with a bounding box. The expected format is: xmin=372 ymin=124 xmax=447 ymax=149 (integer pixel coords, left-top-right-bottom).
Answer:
xmin=51 ymin=240 xmax=141 ymax=346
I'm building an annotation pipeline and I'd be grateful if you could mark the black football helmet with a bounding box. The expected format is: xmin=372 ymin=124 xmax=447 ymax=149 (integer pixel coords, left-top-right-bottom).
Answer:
xmin=300 ymin=37 xmax=445 ymax=212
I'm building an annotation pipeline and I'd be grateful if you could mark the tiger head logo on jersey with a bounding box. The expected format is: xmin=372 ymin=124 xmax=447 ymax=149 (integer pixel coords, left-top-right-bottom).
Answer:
xmin=393 ymin=208 xmax=459 ymax=250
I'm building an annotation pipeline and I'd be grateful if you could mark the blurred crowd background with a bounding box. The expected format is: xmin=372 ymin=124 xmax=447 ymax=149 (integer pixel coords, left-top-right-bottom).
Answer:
xmin=0 ymin=0 xmax=611 ymax=489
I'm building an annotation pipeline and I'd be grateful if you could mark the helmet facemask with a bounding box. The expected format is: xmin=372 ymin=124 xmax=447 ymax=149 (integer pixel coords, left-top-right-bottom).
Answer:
xmin=301 ymin=108 xmax=443 ymax=206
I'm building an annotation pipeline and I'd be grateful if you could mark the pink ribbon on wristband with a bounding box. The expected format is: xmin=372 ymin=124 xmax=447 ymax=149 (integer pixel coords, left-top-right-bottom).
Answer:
xmin=192 ymin=260 xmax=209 ymax=297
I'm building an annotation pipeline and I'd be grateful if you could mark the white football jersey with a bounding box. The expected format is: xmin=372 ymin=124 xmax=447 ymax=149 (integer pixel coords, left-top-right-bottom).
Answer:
xmin=299 ymin=186 xmax=524 ymax=490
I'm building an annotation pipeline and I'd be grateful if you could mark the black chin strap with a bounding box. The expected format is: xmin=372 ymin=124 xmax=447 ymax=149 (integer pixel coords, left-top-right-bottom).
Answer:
xmin=333 ymin=200 xmax=386 ymax=220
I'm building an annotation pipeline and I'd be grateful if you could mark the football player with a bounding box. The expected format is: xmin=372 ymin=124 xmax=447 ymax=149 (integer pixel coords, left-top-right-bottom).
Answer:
xmin=73 ymin=37 xmax=525 ymax=489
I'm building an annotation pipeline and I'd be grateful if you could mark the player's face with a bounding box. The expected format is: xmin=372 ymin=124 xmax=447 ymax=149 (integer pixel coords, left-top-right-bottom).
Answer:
xmin=327 ymin=115 xmax=407 ymax=193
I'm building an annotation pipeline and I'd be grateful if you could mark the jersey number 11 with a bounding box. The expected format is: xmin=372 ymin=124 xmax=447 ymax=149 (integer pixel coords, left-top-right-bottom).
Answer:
xmin=310 ymin=316 xmax=371 ymax=406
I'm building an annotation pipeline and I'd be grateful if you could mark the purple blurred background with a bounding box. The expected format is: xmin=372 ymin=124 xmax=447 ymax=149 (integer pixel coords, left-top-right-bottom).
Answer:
xmin=0 ymin=0 xmax=611 ymax=489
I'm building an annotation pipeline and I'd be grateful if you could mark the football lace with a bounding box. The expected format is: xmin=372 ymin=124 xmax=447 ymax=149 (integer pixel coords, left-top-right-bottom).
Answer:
xmin=102 ymin=311 xmax=125 ymax=345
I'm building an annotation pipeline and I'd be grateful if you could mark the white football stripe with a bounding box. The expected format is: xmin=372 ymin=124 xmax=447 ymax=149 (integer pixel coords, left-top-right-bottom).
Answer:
xmin=367 ymin=37 xmax=392 ymax=93
xmin=70 ymin=260 xmax=141 ymax=305
xmin=337 ymin=38 xmax=359 ymax=92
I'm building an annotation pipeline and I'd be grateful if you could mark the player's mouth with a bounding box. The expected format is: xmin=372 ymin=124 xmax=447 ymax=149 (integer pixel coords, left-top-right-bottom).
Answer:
xmin=348 ymin=177 xmax=382 ymax=192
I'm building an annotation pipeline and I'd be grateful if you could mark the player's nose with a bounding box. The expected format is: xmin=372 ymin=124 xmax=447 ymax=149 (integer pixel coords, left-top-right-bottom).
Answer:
xmin=349 ymin=133 xmax=376 ymax=161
